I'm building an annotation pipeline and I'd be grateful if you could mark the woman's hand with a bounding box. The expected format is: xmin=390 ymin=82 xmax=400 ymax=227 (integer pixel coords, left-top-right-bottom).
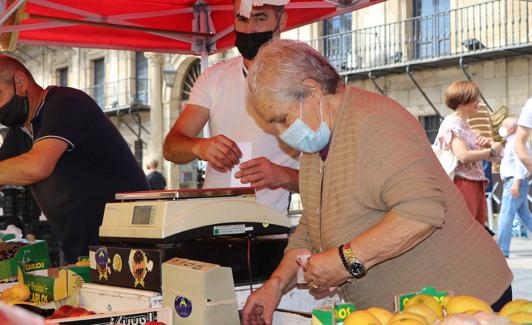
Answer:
xmin=241 ymin=277 xmax=284 ymax=325
xmin=476 ymin=136 xmax=492 ymax=148
xmin=303 ymin=247 xmax=351 ymax=290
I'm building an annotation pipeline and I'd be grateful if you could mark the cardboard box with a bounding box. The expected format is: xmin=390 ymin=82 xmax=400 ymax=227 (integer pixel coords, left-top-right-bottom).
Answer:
xmin=0 ymin=241 xmax=50 ymax=280
xmin=162 ymin=258 xmax=239 ymax=325
xmin=89 ymin=238 xmax=286 ymax=292
xmin=47 ymin=306 xmax=172 ymax=325
xmin=18 ymin=266 xmax=85 ymax=304
xmin=89 ymin=245 xmax=165 ymax=292
xmin=79 ymin=283 xmax=163 ymax=313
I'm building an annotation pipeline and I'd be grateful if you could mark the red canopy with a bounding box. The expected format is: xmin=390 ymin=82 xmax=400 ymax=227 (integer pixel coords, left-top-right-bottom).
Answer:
xmin=0 ymin=0 xmax=382 ymax=55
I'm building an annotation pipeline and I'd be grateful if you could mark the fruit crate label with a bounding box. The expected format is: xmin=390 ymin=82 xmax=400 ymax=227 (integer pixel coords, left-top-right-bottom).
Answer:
xmin=334 ymin=302 xmax=356 ymax=323
xmin=397 ymin=286 xmax=451 ymax=311
xmin=213 ymin=224 xmax=252 ymax=236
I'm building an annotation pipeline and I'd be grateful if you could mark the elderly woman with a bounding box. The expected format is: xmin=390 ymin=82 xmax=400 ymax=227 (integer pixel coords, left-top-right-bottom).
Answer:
xmin=241 ymin=40 xmax=512 ymax=324
xmin=434 ymin=80 xmax=502 ymax=225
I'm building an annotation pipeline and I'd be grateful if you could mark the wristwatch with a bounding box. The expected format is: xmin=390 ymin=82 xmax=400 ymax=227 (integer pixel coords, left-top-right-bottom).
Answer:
xmin=489 ymin=148 xmax=497 ymax=158
xmin=338 ymin=243 xmax=366 ymax=278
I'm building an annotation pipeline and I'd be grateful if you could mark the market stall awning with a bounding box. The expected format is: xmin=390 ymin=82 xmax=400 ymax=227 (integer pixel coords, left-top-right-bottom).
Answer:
xmin=0 ymin=0 xmax=383 ymax=55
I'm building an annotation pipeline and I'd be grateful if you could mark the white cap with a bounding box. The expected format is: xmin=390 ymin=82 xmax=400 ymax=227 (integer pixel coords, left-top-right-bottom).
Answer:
xmin=238 ymin=0 xmax=289 ymax=18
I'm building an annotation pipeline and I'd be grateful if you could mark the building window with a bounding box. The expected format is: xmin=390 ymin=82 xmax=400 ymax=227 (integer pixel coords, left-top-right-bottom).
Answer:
xmin=93 ymin=58 xmax=105 ymax=108
xmin=413 ymin=0 xmax=450 ymax=59
xmin=135 ymin=52 xmax=148 ymax=105
xmin=419 ymin=115 xmax=441 ymax=143
xmin=323 ymin=13 xmax=352 ymax=70
xmin=57 ymin=67 xmax=68 ymax=87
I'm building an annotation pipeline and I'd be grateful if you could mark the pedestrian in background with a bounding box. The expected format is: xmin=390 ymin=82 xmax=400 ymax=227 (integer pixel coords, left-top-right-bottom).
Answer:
xmin=497 ymin=116 xmax=532 ymax=257
xmin=146 ymin=159 xmax=167 ymax=190
xmin=433 ymin=80 xmax=502 ymax=225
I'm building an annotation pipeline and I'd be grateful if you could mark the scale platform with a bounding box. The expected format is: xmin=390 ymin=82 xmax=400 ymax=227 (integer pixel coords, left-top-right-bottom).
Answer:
xmin=99 ymin=188 xmax=291 ymax=243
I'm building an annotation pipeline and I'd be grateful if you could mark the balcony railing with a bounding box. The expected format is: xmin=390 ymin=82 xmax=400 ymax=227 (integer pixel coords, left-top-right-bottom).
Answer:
xmin=309 ymin=0 xmax=531 ymax=75
xmin=84 ymin=77 xmax=150 ymax=112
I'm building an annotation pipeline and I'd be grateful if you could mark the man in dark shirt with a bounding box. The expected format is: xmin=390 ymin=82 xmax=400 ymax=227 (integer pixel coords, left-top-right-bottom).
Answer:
xmin=146 ymin=160 xmax=167 ymax=190
xmin=0 ymin=55 xmax=149 ymax=263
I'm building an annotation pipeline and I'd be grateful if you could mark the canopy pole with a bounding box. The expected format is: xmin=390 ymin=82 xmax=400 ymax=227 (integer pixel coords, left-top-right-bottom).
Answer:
xmin=200 ymin=51 xmax=208 ymax=73
xmin=0 ymin=0 xmax=25 ymax=26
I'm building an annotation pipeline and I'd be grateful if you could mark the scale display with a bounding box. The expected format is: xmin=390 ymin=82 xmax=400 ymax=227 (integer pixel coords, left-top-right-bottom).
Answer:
xmin=131 ymin=206 xmax=156 ymax=225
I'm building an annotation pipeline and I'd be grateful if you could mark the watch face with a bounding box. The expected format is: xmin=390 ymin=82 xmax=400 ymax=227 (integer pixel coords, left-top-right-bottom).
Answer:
xmin=349 ymin=261 xmax=366 ymax=278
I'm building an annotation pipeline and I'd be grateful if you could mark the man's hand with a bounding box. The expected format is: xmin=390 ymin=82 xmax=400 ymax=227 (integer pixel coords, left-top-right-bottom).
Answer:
xmin=511 ymin=179 xmax=520 ymax=198
xmin=303 ymin=247 xmax=351 ymax=290
xmin=194 ymin=135 xmax=242 ymax=172
xmin=241 ymin=277 xmax=284 ymax=325
xmin=236 ymin=157 xmax=298 ymax=191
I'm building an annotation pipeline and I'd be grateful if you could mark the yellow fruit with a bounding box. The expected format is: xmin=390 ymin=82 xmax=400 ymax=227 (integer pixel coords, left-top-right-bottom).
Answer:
xmin=1 ymin=288 xmax=13 ymax=302
xmin=343 ymin=310 xmax=382 ymax=325
xmin=499 ymin=299 xmax=532 ymax=316
xmin=405 ymin=294 xmax=444 ymax=319
xmin=75 ymin=260 xmax=90 ymax=267
xmin=388 ymin=312 xmax=429 ymax=325
xmin=10 ymin=283 xmax=30 ymax=302
xmin=404 ymin=303 xmax=438 ymax=324
xmin=437 ymin=314 xmax=482 ymax=324
xmin=507 ymin=311 xmax=532 ymax=324
xmin=388 ymin=319 xmax=426 ymax=325
xmin=366 ymin=307 xmax=393 ymax=325
xmin=444 ymin=295 xmax=492 ymax=315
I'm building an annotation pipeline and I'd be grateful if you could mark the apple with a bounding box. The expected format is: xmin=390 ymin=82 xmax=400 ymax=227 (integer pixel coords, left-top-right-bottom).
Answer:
xmin=405 ymin=303 xmax=439 ymax=324
xmin=471 ymin=311 xmax=509 ymax=325
xmin=55 ymin=305 xmax=74 ymax=316
xmin=388 ymin=311 xmax=429 ymax=325
xmin=406 ymin=294 xmax=444 ymax=319
xmin=367 ymin=307 xmax=393 ymax=325
xmin=343 ymin=310 xmax=382 ymax=325
xmin=443 ymin=295 xmax=492 ymax=315
xmin=506 ymin=311 xmax=532 ymax=324
xmin=499 ymin=299 xmax=532 ymax=317
xmin=65 ymin=307 xmax=88 ymax=318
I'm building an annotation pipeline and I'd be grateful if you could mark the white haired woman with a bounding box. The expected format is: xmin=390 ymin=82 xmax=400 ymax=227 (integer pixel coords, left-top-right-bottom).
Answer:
xmin=241 ymin=39 xmax=511 ymax=324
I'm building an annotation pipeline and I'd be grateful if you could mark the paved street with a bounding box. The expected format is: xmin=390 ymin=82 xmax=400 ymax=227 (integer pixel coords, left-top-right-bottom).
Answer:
xmin=507 ymin=237 xmax=532 ymax=300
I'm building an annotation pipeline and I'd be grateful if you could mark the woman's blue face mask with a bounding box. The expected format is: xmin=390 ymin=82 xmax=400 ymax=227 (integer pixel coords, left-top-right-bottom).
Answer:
xmin=279 ymin=95 xmax=331 ymax=153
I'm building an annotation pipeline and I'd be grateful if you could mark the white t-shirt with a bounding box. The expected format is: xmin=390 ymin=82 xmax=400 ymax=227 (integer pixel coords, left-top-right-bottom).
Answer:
xmin=517 ymin=98 xmax=532 ymax=128
xmin=500 ymin=134 xmax=529 ymax=180
xmin=188 ymin=56 xmax=300 ymax=214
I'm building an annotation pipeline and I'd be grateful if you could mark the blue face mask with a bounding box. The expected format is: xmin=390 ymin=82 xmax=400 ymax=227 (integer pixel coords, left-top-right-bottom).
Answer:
xmin=279 ymin=95 xmax=331 ymax=153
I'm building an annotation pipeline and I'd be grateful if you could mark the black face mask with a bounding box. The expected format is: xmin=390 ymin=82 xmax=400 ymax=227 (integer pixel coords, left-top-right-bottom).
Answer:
xmin=235 ymin=30 xmax=274 ymax=60
xmin=0 ymin=81 xmax=29 ymax=127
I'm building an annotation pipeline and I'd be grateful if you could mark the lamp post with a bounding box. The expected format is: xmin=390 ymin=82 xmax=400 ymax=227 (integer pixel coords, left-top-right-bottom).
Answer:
xmin=163 ymin=65 xmax=177 ymax=88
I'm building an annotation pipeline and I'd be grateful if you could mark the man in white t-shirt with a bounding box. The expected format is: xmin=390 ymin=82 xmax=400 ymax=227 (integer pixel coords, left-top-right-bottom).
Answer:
xmin=163 ymin=0 xmax=299 ymax=213
xmin=515 ymin=98 xmax=532 ymax=174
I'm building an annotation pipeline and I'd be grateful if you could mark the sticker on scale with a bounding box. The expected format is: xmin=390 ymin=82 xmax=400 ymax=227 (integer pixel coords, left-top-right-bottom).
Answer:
xmin=213 ymin=224 xmax=253 ymax=236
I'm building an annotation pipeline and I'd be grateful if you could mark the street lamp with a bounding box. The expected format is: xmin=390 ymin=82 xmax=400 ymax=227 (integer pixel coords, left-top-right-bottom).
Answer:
xmin=163 ymin=65 xmax=177 ymax=88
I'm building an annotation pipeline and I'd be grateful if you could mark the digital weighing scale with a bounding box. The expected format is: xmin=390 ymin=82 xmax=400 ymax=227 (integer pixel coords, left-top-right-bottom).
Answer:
xmin=99 ymin=188 xmax=291 ymax=243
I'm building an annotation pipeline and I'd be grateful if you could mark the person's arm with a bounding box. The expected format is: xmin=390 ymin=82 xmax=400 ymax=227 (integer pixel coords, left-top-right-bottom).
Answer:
xmin=515 ymin=125 xmax=532 ymax=174
xmin=0 ymin=138 xmax=67 ymax=185
xmin=451 ymin=136 xmax=501 ymax=163
xmin=236 ymin=157 xmax=299 ymax=192
xmin=303 ymin=211 xmax=435 ymax=289
xmin=163 ymin=104 xmax=242 ymax=172
xmin=241 ymin=247 xmax=309 ymax=325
